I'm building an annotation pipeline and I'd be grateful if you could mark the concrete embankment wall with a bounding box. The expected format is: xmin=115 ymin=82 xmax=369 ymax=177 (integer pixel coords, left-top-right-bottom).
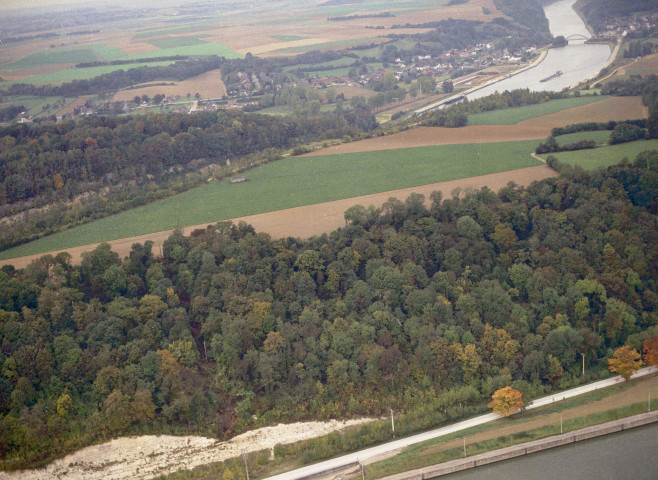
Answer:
xmin=377 ymin=410 xmax=658 ymax=480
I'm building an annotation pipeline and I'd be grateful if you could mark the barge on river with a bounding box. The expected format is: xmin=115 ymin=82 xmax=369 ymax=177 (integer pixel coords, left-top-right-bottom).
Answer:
xmin=540 ymin=70 xmax=563 ymax=82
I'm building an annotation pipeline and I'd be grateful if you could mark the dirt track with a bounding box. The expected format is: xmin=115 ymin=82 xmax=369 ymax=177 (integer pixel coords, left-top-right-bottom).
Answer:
xmin=0 ymin=166 xmax=557 ymax=269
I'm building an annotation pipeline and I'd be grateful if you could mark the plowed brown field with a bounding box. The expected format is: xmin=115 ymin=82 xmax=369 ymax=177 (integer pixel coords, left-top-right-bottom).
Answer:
xmin=110 ymin=69 xmax=226 ymax=102
xmin=0 ymin=166 xmax=557 ymax=269
xmin=305 ymin=96 xmax=648 ymax=156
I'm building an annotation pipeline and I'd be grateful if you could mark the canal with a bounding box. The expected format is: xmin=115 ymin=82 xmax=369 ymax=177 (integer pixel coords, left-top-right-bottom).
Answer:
xmin=467 ymin=0 xmax=611 ymax=99
xmin=443 ymin=423 xmax=658 ymax=480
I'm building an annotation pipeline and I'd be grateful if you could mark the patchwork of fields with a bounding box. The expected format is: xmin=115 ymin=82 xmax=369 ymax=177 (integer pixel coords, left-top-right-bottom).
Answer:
xmin=0 ymin=93 xmax=653 ymax=266
xmin=0 ymin=140 xmax=544 ymax=261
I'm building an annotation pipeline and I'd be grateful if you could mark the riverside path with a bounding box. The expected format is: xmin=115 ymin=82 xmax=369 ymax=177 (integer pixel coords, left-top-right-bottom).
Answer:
xmin=263 ymin=365 xmax=658 ymax=480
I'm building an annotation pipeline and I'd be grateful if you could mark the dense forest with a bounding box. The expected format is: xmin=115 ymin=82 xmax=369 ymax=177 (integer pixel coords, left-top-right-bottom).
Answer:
xmin=0 ymin=106 xmax=378 ymax=251
xmin=1 ymin=153 xmax=657 ymax=468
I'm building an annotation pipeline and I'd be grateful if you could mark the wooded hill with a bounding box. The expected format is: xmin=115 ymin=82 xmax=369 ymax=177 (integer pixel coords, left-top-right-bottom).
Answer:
xmin=1 ymin=153 xmax=657 ymax=468
xmin=0 ymin=106 xmax=378 ymax=251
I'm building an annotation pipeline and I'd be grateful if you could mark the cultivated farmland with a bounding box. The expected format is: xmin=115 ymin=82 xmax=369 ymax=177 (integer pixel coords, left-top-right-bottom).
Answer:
xmin=467 ymin=96 xmax=608 ymax=125
xmin=306 ymin=96 xmax=649 ymax=156
xmin=539 ymin=139 xmax=658 ymax=169
xmin=110 ymin=69 xmax=226 ymax=102
xmin=0 ymin=140 xmax=545 ymax=261
xmin=0 ymin=165 xmax=556 ymax=268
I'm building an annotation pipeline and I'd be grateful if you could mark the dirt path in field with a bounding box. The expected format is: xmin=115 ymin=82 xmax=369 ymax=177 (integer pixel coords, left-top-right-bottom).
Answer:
xmin=0 ymin=166 xmax=557 ymax=269
xmin=0 ymin=419 xmax=372 ymax=480
xmin=419 ymin=375 xmax=658 ymax=457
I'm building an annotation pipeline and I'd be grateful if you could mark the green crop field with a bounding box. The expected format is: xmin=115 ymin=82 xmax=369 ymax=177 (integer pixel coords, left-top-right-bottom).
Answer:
xmin=127 ymin=43 xmax=242 ymax=59
xmin=147 ymin=36 xmax=210 ymax=49
xmin=307 ymin=67 xmax=353 ymax=77
xmin=283 ymin=55 xmax=356 ymax=72
xmin=550 ymin=130 xmax=612 ymax=145
xmin=0 ymin=140 xmax=542 ymax=259
xmin=270 ymin=35 xmax=308 ymax=42
xmin=467 ymin=96 xmax=608 ymax=125
xmin=538 ymin=139 xmax=658 ymax=169
xmin=132 ymin=23 xmax=215 ymax=40
xmin=10 ymin=95 xmax=76 ymax=117
xmin=2 ymin=61 xmax=178 ymax=85
xmin=278 ymin=38 xmax=383 ymax=54
xmin=2 ymin=48 xmax=100 ymax=69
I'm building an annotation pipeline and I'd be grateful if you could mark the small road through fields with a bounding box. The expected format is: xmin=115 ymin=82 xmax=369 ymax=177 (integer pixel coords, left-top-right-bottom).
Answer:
xmin=262 ymin=365 xmax=658 ymax=480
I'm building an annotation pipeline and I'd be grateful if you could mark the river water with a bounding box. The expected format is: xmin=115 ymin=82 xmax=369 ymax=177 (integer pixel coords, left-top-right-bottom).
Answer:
xmin=467 ymin=0 xmax=611 ymax=99
xmin=443 ymin=423 xmax=658 ymax=480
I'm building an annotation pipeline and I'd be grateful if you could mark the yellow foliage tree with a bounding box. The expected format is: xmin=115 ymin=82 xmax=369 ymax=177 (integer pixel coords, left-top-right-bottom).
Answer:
xmin=56 ymin=393 xmax=73 ymax=417
xmin=488 ymin=386 xmax=524 ymax=416
xmin=608 ymin=345 xmax=642 ymax=380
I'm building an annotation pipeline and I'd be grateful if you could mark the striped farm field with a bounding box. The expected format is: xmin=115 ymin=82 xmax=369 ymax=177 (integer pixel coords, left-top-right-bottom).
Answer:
xmin=0 ymin=140 xmax=543 ymax=260
xmin=467 ymin=96 xmax=608 ymax=125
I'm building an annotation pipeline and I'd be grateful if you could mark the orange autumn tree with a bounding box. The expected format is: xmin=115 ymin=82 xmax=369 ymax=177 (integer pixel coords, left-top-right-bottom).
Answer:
xmin=642 ymin=335 xmax=658 ymax=366
xmin=488 ymin=386 xmax=524 ymax=417
xmin=608 ymin=345 xmax=643 ymax=380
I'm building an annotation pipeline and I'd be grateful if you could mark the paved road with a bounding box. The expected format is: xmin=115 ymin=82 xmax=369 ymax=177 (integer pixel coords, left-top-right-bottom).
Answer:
xmin=263 ymin=365 xmax=658 ymax=480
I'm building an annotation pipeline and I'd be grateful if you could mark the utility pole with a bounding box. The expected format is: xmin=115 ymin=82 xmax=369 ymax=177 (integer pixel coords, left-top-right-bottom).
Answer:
xmin=581 ymin=352 xmax=585 ymax=376
xmin=242 ymin=453 xmax=249 ymax=480
xmin=463 ymin=438 xmax=466 ymax=458
xmin=390 ymin=408 xmax=395 ymax=435
xmin=560 ymin=414 xmax=563 ymax=434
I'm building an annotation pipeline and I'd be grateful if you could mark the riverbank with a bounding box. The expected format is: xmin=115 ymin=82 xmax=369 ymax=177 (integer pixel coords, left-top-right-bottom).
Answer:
xmin=376 ymin=411 xmax=658 ymax=480
xmin=415 ymin=49 xmax=549 ymax=114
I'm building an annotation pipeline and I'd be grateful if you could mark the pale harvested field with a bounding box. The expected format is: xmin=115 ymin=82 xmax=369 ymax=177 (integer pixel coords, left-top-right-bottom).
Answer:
xmin=305 ymin=96 xmax=648 ymax=156
xmin=0 ymin=166 xmax=557 ymax=269
xmin=209 ymin=0 xmax=500 ymax=56
xmin=305 ymin=125 xmax=549 ymax=156
xmin=0 ymin=63 xmax=75 ymax=81
xmin=0 ymin=419 xmax=372 ymax=480
xmin=55 ymin=95 xmax=94 ymax=116
xmin=334 ymin=85 xmax=376 ymax=99
xmin=520 ymin=96 xmax=648 ymax=128
xmin=242 ymin=38 xmax=333 ymax=56
xmin=618 ymin=52 xmax=658 ymax=74
xmin=110 ymin=69 xmax=226 ymax=102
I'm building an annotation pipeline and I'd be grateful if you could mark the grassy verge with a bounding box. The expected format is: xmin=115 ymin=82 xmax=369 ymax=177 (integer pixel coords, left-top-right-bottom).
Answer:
xmin=364 ymin=376 xmax=657 ymax=479
xmin=467 ymin=96 xmax=607 ymax=125
xmin=539 ymin=139 xmax=658 ymax=169
xmin=0 ymin=140 xmax=542 ymax=259
xmin=154 ymin=375 xmax=657 ymax=480
xmin=366 ymin=402 xmax=651 ymax=479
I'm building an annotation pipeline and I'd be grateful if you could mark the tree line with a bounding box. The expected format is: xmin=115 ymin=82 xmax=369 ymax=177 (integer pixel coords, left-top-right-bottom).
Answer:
xmin=1 ymin=153 xmax=657 ymax=468
xmin=0 ymin=107 xmax=378 ymax=251
xmin=0 ymin=57 xmax=225 ymax=98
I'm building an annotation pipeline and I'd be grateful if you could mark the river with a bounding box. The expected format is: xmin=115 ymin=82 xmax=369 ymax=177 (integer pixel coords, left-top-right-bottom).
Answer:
xmin=467 ymin=0 xmax=611 ymax=99
xmin=443 ymin=423 xmax=658 ymax=480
